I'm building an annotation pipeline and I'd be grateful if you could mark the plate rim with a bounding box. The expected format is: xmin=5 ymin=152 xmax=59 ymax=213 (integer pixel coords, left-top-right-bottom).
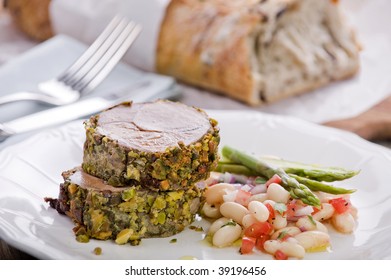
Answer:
xmin=1 ymin=109 xmax=391 ymax=259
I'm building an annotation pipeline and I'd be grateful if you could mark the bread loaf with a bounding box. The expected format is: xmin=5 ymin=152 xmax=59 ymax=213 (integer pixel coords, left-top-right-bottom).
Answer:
xmin=156 ymin=0 xmax=360 ymax=105
xmin=6 ymin=0 xmax=53 ymax=41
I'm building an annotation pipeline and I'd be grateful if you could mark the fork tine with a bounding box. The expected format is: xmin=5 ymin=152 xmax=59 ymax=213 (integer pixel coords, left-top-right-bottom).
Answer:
xmin=0 ymin=16 xmax=142 ymax=107
xmin=58 ymin=16 xmax=122 ymax=82
xmin=60 ymin=17 xmax=130 ymax=85
xmin=73 ymin=22 xmax=142 ymax=94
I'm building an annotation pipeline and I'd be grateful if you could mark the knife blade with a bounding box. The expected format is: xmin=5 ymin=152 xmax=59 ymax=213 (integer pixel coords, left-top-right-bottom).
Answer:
xmin=0 ymin=76 xmax=179 ymax=142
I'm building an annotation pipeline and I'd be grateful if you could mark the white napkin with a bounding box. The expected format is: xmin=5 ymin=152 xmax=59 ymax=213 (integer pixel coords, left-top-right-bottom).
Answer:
xmin=50 ymin=0 xmax=391 ymax=123
xmin=0 ymin=35 xmax=176 ymax=123
xmin=50 ymin=0 xmax=170 ymax=72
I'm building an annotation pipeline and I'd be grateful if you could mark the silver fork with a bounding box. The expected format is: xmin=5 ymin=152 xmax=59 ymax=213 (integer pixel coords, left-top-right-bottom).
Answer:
xmin=0 ymin=16 xmax=141 ymax=106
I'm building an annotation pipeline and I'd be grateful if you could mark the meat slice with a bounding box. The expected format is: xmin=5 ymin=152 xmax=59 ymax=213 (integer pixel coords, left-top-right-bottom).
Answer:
xmin=82 ymin=100 xmax=220 ymax=190
xmin=47 ymin=167 xmax=203 ymax=244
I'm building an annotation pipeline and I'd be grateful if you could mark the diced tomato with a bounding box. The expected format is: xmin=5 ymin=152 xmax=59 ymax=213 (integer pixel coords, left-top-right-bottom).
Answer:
xmin=265 ymin=174 xmax=282 ymax=188
xmin=240 ymin=236 xmax=256 ymax=254
xmin=286 ymin=200 xmax=298 ymax=218
xmin=282 ymin=234 xmax=292 ymax=242
xmin=275 ymin=250 xmax=288 ymax=260
xmin=277 ymin=232 xmax=292 ymax=242
xmin=329 ymin=197 xmax=350 ymax=214
xmin=312 ymin=205 xmax=321 ymax=215
xmin=255 ymin=234 xmax=269 ymax=251
xmin=235 ymin=189 xmax=252 ymax=207
xmin=244 ymin=221 xmax=273 ymax=238
xmin=265 ymin=203 xmax=275 ymax=220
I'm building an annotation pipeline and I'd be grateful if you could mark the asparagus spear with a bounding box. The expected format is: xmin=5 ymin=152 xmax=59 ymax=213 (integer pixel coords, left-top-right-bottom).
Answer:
xmin=215 ymin=162 xmax=258 ymax=177
xmin=260 ymin=157 xmax=359 ymax=182
xmin=288 ymin=174 xmax=356 ymax=195
xmin=216 ymin=161 xmax=356 ymax=195
xmin=222 ymin=146 xmax=321 ymax=206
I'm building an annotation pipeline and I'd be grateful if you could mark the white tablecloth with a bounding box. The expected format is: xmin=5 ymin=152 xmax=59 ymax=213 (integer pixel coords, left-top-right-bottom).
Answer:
xmin=2 ymin=1 xmax=391 ymax=124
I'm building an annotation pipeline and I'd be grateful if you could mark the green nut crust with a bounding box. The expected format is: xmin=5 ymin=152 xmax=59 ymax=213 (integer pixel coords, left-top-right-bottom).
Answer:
xmin=57 ymin=168 xmax=203 ymax=244
xmin=82 ymin=101 xmax=220 ymax=191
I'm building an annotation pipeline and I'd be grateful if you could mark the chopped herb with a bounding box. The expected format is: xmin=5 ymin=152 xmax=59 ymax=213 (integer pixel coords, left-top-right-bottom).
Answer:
xmin=308 ymin=215 xmax=316 ymax=226
xmin=170 ymin=238 xmax=177 ymax=243
xmin=76 ymin=234 xmax=89 ymax=243
xmin=255 ymin=177 xmax=267 ymax=184
xmin=222 ymin=220 xmax=237 ymax=227
xmin=277 ymin=231 xmax=289 ymax=240
xmin=93 ymin=247 xmax=102 ymax=255
xmin=189 ymin=225 xmax=204 ymax=232
xmin=274 ymin=203 xmax=287 ymax=215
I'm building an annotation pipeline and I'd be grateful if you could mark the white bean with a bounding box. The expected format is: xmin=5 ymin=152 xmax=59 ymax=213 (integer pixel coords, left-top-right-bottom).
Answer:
xmin=349 ymin=204 xmax=358 ymax=219
xmin=249 ymin=193 xmax=268 ymax=203
xmin=271 ymin=227 xmax=301 ymax=240
xmin=294 ymin=231 xmax=330 ymax=252
xmin=212 ymin=223 xmax=242 ymax=248
xmin=270 ymin=213 xmax=287 ymax=230
xmin=280 ymin=241 xmax=305 ymax=259
xmin=314 ymin=221 xmax=328 ymax=233
xmin=242 ymin=214 xmax=258 ymax=229
xmin=204 ymin=183 xmax=235 ymax=205
xmin=296 ymin=215 xmax=329 ymax=233
xmin=202 ymin=202 xmax=222 ymax=219
xmin=220 ymin=202 xmax=249 ymax=225
xmin=266 ymin=183 xmax=290 ymax=203
xmin=313 ymin=192 xmax=336 ymax=203
xmin=331 ymin=212 xmax=355 ymax=233
xmin=312 ymin=203 xmax=334 ymax=221
xmin=263 ymin=240 xmax=280 ymax=254
xmin=248 ymin=201 xmax=269 ymax=222
xmin=264 ymin=240 xmax=305 ymax=259
xmin=208 ymin=217 xmax=230 ymax=235
xmin=285 ymin=237 xmax=299 ymax=244
xmin=296 ymin=216 xmax=317 ymax=231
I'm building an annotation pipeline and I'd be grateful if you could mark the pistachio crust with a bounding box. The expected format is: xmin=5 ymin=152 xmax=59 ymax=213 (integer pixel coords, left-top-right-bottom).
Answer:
xmin=82 ymin=101 xmax=220 ymax=191
xmin=48 ymin=168 xmax=203 ymax=244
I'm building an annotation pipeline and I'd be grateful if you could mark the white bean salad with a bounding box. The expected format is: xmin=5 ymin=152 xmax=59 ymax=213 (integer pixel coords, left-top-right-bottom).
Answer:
xmin=201 ymin=172 xmax=357 ymax=260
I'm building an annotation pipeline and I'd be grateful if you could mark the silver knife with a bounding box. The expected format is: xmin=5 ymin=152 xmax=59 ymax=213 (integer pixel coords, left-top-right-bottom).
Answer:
xmin=0 ymin=77 xmax=179 ymax=142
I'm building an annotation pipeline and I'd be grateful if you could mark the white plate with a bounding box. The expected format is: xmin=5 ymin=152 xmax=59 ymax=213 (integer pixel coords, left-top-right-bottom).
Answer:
xmin=0 ymin=110 xmax=390 ymax=259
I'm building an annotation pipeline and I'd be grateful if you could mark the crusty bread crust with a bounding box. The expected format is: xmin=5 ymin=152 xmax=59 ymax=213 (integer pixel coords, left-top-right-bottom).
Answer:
xmin=7 ymin=0 xmax=53 ymax=41
xmin=156 ymin=0 xmax=360 ymax=105
xmin=157 ymin=0 xmax=264 ymax=105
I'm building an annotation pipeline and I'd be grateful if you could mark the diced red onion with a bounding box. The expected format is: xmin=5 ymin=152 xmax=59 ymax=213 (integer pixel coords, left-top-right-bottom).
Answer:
xmin=231 ymin=184 xmax=244 ymax=189
xmin=195 ymin=181 xmax=207 ymax=189
xmin=233 ymin=174 xmax=250 ymax=184
xmin=250 ymin=184 xmax=266 ymax=195
xmin=287 ymin=216 xmax=300 ymax=222
xmin=240 ymin=184 xmax=252 ymax=192
xmin=204 ymin=173 xmax=220 ymax=186
xmin=223 ymin=172 xmax=235 ymax=183
xmin=299 ymin=226 xmax=307 ymax=232
xmin=223 ymin=190 xmax=238 ymax=202
xmin=294 ymin=206 xmax=314 ymax=217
